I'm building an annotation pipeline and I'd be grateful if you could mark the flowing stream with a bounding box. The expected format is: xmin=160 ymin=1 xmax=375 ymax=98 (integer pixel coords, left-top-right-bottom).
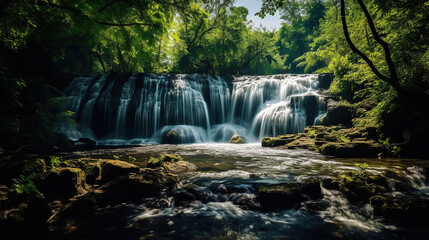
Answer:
xmin=61 ymin=144 xmax=429 ymax=240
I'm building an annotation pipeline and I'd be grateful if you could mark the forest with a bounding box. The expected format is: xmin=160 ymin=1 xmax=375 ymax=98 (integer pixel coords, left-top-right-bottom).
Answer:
xmin=1 ymin=0 xmax=429 ymax=239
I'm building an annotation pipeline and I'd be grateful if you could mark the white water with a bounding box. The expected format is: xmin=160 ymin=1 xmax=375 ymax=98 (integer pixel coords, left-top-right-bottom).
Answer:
xmin=65 ymin=74 xmax=326 ymax=143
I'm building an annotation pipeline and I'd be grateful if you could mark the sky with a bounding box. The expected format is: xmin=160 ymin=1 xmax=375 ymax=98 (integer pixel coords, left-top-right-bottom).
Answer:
xmin=234 ymin=0 xmax=283 ymax=31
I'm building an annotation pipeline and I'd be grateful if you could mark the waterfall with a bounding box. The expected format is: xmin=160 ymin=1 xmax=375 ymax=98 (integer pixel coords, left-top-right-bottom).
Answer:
xmin=64 ymin=73 xmax=327 ymax=144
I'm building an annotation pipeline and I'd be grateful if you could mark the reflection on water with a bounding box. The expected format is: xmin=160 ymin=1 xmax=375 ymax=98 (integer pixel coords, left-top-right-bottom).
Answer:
xmin=62 ymin=144 xmax=429 ymax=239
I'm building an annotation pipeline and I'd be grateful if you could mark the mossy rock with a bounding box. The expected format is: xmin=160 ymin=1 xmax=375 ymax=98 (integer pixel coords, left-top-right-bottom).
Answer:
xmin=147 ymin=154 xmax=183 ymax=169
xmin=319 ymin=142 xmax=385 ymax=158
xmin=337 ymin=171 xmax=388 ymax=203
xmin=40 ymin=167 xmax=87 ymax=200
xmin=161 ymin=130 xmax=181 ymax=144
xmin=101 ymin=160 xmax=140 ymax=182
xmin=256 ymin=183 xmax=302 ymax=209
xmin=370 ymin=195 xmax=429 ymax=227
xmin=229 ymin=135 xmax=246 ymax=144
xmin=98 ymin=169 xmax=179 ymax=204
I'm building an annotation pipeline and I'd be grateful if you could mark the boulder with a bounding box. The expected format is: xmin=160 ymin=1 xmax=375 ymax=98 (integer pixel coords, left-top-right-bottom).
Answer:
xmin=98 ymin=169 xmax=179 ymax=203
xmin=370 ymin=195 xmax=429 ymax=227
xmin=229 ymin=135 xmax=246 ymax=144
xmin=162 ymin=161 xmax=197 ymax=173
xmin=319 ymin=142 xmax=385 ymax=158
xmin=256 ymin=183 xmax=302 ymax=209
xmin=301 ymin=178 xmax=322 ymax=200
xmin=320 ymin=100 xmax=353 ymax=126
xmin=161 ymin=130 xmax=181 ymax=144
xmin=40 ymin=167 xmax=87 ymax=200
xmin=147 ymin=154 xmax=183 ymax=169
xmin=261 ymin=136 xmax=294 ymax=147
xmin=66 ymin=159 xmax=102 ymax=185
xmin=101 ymin=160 xmax=140 ymax=182
xmin=337 ymin=171 xmax=388 ymax=204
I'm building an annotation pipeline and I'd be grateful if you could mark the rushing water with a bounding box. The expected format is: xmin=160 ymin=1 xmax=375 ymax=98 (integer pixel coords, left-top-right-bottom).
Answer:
xmin=64 ymin=74 xmax=326 ymax=143
xmin=58 ymin=144 xmax=429 ymax=240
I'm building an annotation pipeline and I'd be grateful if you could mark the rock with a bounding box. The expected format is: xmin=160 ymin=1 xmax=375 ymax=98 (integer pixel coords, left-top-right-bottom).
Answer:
xmin=173 ymin=191 xmax=197 ymax=206
xmin=320 ymin=100 xmax=353 ymax=126
xmin=301 ymin=199 xmax=331 ymax=212
xmin=301 ymin=178 xmax=322 ymax=200
xmin=162 ymin=161 xmax=197 ymax=173
xmin=229 ymin=135 xmax=246 ymax=144
xmin=318 ymin=73 xmax=334 ymax=90
xmin=322 ymin=178 xmax=340 ymax=191
xmin=101 ymin=160 xmax=140 ymax=182
xmin=337 ymin=171 xmax=388 ymax=204
xmin=66 ymin=159 xmax=102 ymax=185
xmin=73 ymin=138 xmax=96 ymax=147
xmin=370 ymin=195 xmax=429 ymax=227
xmin=256 ymin=183 xmax=302 ymax=209
xmin=40 ymin=167 xmax=87 ymax=200
xmin=229 ymin=193 xmax=259 ymax=210
xmin=261 ymin=136 xmax=294 ymax=147
xmin=319 ymin=142 xmax=385 ymax=158
xmin=147 ymin=154 xmax=183 ymax=169
xmin=98 ymin=169 xmax=179 ymax=203
xmin=161 ymin=130 xmax=181 ymax=144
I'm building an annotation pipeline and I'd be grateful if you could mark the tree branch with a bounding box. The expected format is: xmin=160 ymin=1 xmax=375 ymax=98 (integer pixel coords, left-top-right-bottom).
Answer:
xmin=340 ymin=0 xmax=389 ymax=82
xmin=355 ymin=0 xmax=400 ymax=87
xmin=46 ymin=1 xmax=159 ymax=28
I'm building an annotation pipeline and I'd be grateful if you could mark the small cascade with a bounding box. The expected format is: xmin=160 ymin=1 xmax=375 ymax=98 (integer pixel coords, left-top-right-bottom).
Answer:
xmin=64 ymin=73 xmax=327 ymax=143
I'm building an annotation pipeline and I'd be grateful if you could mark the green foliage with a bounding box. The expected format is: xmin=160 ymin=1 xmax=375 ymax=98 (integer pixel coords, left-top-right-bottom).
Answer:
xmin=113 ymin=155 xmax=120 ymax=160
xmin=148 ymin=154 xmax=183 ymax=168
xmin=336 ymin=134 xmax=351 ymax=143
xmin=49 ymin=155 xmax=62 ymax=168
xmin=12 ymin=174 xmax=40 ymax=196
xmin=128 ymin=156 xmax=136 ymax=164
xmin=378 ymin=135 xmax=401 ymax=157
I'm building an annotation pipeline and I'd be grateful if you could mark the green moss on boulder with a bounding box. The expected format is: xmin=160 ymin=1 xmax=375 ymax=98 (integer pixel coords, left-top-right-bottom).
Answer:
xmin=230 ymin=135 xmax=246 ymax=144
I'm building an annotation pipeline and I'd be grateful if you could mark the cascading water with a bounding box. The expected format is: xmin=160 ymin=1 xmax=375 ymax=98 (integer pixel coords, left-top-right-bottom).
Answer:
xmin=64 ymin=73 xmax=327 ymax=144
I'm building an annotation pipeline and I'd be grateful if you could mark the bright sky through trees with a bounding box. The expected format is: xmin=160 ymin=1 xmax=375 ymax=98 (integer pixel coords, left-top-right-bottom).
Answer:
xmin=235 ymin=0 xmax=282 ymax=30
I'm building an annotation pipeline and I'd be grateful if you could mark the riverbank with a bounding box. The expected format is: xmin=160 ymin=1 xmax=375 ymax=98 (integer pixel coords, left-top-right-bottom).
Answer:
xmin=262 ymin=125 xmax=427 ymax=159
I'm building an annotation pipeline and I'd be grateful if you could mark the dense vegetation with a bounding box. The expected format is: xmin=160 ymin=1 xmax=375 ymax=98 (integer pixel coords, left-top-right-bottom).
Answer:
xmin=1 ymin=0 xmax=428 ymax=149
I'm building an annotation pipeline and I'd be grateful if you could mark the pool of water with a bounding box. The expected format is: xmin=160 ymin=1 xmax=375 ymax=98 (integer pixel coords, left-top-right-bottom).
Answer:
xmin=58 ymin=144 xmax=429 ymax=239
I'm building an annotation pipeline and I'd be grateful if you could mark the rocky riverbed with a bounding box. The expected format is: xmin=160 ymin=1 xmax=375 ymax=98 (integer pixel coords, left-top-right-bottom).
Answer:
xmin=1 ymin=143 xmax=429 ymax=239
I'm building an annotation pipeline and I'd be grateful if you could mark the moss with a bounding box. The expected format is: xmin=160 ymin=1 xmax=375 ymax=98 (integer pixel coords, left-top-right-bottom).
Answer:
xmin=148 ymin=154 xmax=183 ymax=168
xmin=261 ymin=137 xmax=275 ymax=147
xmin=230 ymin=135 xmax=246 ymax=144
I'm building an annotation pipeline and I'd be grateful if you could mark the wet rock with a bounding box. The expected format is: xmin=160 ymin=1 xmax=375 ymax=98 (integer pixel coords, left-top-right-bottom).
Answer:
xmin=230 ymin=135 xmax=246 ymax=144
xmin=101 ymin=160 xmax=140 ymax=182
xmin=261 ymin=137 xmax=290 ymax=147
xmin=173 ymin=191 xmax=197 ymax=206
xmin=320 ymin=100 xmax=353 ymax=126
xmin=162 ymin=161 xmax=197 ymax=173
xmin=67 ymin=159 xmax=102 ymax=185
xmin=370 ymin=195 xmax=429 ymax=227
xmin=322 ymin=178 xmax=340 ymax=191
xmin=161 ymin=130 xmax=181 ymax=144
xmin=256 ymin=183 xmax=302 ymax=209
xmin=97 ymin=169 xmax=179 ymax=204
xmin=229 ymin=193 xmax=259 ymax=210
xmin=147 ymin=154 xmax=183 ymax=168
xmin=319 ymin=142 xmax=385 ymax=158
xmin=301 ymin=199 xmax=331 ymax=212
xmin=337 ymin=171 xmax=388 ymax=204
xmin=40 ymin=167 xmax=87 ymax=200
xmin=301 ymin=178 xmax=322 ymax=200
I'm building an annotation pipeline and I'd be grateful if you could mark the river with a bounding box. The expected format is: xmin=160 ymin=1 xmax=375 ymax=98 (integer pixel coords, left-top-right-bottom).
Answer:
xmin=58 ymin=143 xmax=429 ymax=240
